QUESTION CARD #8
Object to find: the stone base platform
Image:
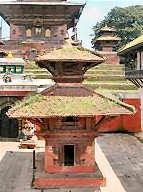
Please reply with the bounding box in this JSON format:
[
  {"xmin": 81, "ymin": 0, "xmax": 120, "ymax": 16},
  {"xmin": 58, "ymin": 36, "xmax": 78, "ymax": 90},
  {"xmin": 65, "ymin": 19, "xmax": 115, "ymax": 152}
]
[
  {"xmin": 34, "ymin": 176, "xmax": 105, "ymax": 189},
  {"xmin": 33, "ymin": 152, "xmax": 105, "ymax": 189}
]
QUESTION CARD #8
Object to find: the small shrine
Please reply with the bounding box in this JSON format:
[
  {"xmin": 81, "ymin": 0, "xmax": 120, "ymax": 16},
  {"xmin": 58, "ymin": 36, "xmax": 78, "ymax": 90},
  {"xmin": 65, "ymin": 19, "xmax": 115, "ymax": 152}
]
[
  {"xmin": 94, "ymin": 25, "xmax": 121, "ymax": 64},
  {"xmin": 8, "ymin": 46, "xmax": 135, "ymax": 189}
]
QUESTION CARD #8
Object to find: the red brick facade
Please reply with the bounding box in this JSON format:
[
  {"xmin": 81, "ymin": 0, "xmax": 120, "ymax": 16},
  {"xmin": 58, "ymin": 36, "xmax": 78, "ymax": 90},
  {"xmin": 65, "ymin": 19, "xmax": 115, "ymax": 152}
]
[{"xmin": 98, "ymin": 98, "xmax": 141, "ymax": 132}]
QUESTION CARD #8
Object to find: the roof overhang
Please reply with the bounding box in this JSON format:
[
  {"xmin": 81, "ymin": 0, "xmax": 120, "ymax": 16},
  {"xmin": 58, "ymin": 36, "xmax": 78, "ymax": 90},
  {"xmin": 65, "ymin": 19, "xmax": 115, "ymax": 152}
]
[
  {"xmin": 0, "ymin": 2, "xmax": 85, "ymax": 29},
  {"xmin": 7, "ymin": 91, "xmax": 136, "ymax": 119},
  {"xmin": 118, "ymin": 42, "xmax": 143, "ymax": 56}
]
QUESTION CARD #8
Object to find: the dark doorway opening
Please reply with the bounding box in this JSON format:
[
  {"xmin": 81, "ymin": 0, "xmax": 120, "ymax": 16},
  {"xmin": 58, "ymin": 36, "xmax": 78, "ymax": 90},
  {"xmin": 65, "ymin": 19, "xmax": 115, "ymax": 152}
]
[
  {"xmin": 64, "ymin": 145, "xmax": 74, "ymax": 166},
  {"xmin": 0, "ymin": 106, "xmax": 18, "ymax": 138}
]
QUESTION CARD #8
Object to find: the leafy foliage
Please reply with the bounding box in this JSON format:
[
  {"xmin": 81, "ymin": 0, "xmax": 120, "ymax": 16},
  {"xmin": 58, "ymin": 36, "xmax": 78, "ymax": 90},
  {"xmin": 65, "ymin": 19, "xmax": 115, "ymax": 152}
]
[{"xmin": 92, "ymin": 5, "xmax": 143, "ymax": 49}]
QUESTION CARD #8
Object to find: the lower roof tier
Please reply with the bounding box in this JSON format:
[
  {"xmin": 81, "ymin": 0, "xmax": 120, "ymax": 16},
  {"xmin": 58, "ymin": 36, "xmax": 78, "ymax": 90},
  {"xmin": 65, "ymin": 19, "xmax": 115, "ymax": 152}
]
[{"xmin": 8, "ymin": 88, "xmax": 135, "ymax": 118}]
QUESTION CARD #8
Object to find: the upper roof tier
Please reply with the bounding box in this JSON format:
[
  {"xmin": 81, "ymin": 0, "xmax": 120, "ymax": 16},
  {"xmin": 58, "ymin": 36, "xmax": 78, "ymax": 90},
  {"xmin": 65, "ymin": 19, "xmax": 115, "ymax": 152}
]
[
  {"xmin": 0, "ymin": 1, "xmax": 85, "ymax": 29},
  {"xmin": 94, "ymin": 36, "xmax": 121, "ymax": 42},
  {"xmin": 36, "ymin": 46, "xmax": 104, "ymax": 83},
  {"xmin": 94, "ymin": 25, "xmax": 121, "ymax": 43},
  {"xmin": 37, "ymin": 47, "xmax": 104, "ymax": 62},
  {"xmin": 100, "ymin": 25, "xmax": 116, "ymax": 32}
]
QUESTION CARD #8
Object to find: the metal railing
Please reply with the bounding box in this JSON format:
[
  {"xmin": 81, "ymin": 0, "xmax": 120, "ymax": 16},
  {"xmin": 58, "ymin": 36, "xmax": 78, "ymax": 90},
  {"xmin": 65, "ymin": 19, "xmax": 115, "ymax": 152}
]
[{"xmin": 125, "ymin": 68, "xmax": 143, "ymax": 79}]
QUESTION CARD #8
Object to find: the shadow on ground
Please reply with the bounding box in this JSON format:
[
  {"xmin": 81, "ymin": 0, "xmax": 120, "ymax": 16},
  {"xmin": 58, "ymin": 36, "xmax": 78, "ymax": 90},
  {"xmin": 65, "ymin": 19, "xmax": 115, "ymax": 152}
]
[{"xmin": 97, "ymin": 133, "xmax": 143, "ymax": 192}]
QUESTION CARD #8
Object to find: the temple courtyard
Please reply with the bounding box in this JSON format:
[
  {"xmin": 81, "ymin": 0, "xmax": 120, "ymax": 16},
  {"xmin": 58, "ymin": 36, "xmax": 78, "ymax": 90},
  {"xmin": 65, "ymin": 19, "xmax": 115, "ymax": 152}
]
[{"xmin": 0, "ymin": 133, "xmax": 143, "ymax": 192}]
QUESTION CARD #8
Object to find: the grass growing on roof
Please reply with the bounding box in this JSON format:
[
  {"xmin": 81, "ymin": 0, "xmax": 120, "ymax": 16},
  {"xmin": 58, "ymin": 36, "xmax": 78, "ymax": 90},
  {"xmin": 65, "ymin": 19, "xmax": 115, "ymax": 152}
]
[
  {"xmin": 119, "ymin": 34, "xmax": 143, "ymax": 53},
  {"xmin": 50, "ymin": 47, "xmax": 96, "ymax": 57},
  {"xmin": 12, "ymin": 93, "xmax": 47, "ymax": 108},
  {"xmin": 8, "ymin": 91, "xmax": 135, "ymax": 118},
  {"xmin": 95, "ymin": 88, "xmax": 135, "ymax": 113},
  {"xmin": 37, "ymin": 46, "xmax": 104, "ymax": 61}
]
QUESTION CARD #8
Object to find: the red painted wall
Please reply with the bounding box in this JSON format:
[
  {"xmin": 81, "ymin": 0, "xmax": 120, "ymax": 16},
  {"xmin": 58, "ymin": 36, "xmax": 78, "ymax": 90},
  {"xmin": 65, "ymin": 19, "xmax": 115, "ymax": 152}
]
[
  {"xmin": 122, "ymin": 98, "xmax": 141, "ymax": 132},
  {"xmin": 98, "ymin": 98, "xmax": 141, "ymax": 132}
]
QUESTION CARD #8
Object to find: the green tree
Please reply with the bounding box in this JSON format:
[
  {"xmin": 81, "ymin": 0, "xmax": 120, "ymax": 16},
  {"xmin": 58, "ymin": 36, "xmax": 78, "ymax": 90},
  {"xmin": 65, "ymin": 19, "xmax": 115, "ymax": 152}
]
[{"xmin": 92, "ymin": 5, "xmax": 143, "ymax": 49}]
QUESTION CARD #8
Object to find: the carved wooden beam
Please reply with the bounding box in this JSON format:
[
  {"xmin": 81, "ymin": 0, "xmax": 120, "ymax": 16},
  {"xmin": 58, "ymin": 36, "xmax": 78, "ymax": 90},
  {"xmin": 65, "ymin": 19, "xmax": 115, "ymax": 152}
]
[{"xmin": 94, "ymin": 115, "xmax": 116, "ymax": 132}]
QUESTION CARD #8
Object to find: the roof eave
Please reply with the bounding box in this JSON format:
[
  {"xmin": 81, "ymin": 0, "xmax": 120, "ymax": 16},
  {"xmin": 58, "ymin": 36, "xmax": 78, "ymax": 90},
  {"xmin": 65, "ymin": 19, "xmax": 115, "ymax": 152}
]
[
  {"xmin": 8, "ymin": 111, "xmax": 133, "ymax": 119},
  {"xmin": 118, "ymin": 42, "xmax": 143, "ymax": 55}
]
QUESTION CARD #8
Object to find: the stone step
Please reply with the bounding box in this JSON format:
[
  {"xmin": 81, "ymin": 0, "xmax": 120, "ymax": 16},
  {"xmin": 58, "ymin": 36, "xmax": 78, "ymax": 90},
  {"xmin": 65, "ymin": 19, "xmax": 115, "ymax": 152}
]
[
  {"xmin": 85, "ymin": 75, "xmax": 125, "ymax": 81},
  {"xmin": 86, "ymin": 70, "xmax": 124, "ymax": 75},
  {"xmin": 24, "ymin": 69, "xmax": 49, "ymax": 73},
  {"xmin": 94, "ymin": 63, "xmax": 125, "ymax": 69},
  {"xmin": 24, "ymin": 63, "xmax": 41, "ymax": 70},
  {"xmin": 84, "ymin": 82, "xmax": 137, "ymax": 90}
]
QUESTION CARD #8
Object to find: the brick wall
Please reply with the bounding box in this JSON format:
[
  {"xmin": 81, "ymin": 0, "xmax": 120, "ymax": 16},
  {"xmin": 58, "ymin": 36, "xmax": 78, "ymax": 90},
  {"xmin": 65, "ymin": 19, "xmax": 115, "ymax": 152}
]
[
  {"xmin": 98, "ymin": 98, "xmax": 141, "ymax": 132},
  {"xmin": 45, "ymin": 139, "xmax": 96, "ymax": 173}
]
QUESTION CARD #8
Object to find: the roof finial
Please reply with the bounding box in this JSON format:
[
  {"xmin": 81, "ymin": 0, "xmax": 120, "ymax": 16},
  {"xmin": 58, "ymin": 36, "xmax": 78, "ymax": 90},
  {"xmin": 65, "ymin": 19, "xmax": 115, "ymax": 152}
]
[{"xmin": 7, "ymin": 51, "xmax": 13, "ymax": 59}]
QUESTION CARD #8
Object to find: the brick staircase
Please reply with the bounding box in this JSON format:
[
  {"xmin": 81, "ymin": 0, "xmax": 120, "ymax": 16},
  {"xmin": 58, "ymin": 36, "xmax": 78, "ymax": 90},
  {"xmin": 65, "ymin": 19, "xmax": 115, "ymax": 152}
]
[
  {"xmin": 24, "ymin": 61, "xmax": 51, "ymax": 79},
  {"xmin": 84, "ymin": 63, "xmax": 137, "ymax": 91},
  {"xmin": 24, "ymin": 62, "xmax": 137, "ymax": 91}
]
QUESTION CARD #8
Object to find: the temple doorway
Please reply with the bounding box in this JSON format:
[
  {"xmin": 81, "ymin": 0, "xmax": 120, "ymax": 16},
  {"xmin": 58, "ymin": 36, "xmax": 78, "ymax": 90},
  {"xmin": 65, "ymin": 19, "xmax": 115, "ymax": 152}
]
[
  {"xmin": 64, "ymin": 145, "xmax": 75, "ymax": 166},
  {"xmin": 0, "ymin": 106, "xmax": 18, "ymax": 138}
]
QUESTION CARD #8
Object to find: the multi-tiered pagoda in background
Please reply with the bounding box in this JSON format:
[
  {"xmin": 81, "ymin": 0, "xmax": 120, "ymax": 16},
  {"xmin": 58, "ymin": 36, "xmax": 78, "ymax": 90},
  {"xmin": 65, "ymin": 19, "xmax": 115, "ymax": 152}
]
[{"xmin": 94, "ymin": 25, "xmax": 121, "ymax": 64}]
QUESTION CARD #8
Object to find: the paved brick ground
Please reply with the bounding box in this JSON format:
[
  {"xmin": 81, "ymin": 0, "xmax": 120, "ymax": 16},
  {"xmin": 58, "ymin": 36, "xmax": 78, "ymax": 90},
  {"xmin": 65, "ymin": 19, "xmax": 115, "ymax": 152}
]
[
  {"xmin": 0, "ymin": 141, "xmax": 100, "ymax": 192},
  {"xmin": 97, "ymin": 133, "xmax": 143, "ymax": 192},
  {"xmin": 0, "ymin": 133, "xmax": 143, "ymax": 192}
]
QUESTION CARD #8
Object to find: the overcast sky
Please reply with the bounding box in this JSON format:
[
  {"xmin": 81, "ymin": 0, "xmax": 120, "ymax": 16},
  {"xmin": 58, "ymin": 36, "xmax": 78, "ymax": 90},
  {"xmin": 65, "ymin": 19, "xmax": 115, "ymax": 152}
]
[{"xmin": 1, "ymin": 0, "xmax": 143, "ymax": 49}]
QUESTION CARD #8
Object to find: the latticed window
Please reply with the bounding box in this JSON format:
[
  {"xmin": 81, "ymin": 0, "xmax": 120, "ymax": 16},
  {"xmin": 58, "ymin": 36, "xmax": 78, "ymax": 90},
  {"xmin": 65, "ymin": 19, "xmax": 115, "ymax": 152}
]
[
  {"xmin": 61, "ymin": 116, "xmax": 79, "ymax": 129},
  {"xmin": 35, "ymin": 27, "xmax": 41, "ymax": 36},
  {"xmin": 26, "ymin": 29, "xmax": 32, "ymax": 37},
  {"xmin": 45, "ymin": 29, "xmax": 51, "ymax": 38}
]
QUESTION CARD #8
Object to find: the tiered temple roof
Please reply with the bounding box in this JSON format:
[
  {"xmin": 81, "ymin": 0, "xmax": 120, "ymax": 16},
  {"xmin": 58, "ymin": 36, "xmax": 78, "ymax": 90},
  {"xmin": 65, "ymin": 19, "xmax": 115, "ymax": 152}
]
[
  {"xmin": 100, "ymin": 25, "xmax": 116, "ymax": 32},
  {"xmin": 0, "ymin": 1, "xmax": 85, "ymax": 29},
  {"xmin": 8, "ymin": 46, "xmax": 135, "ymax": 118},
  {"xmin": 8, "ymin": 90, "xmax": 135, "ymax": 118},
  {"xmin": 37, "ymin": 47, "xmax": 104, "ymax": 62},
  {"xmin": 94, "ymin": 25, "xmax": 121, "ymax": 42},
  {"xmin": 95, "ymin": 36, "xmax": 121, "ymax": 41}
]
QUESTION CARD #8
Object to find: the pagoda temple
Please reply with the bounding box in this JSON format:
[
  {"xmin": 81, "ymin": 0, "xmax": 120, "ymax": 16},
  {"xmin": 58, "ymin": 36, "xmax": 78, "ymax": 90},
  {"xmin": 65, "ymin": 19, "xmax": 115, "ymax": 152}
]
[
  {"xmin": 0, "ymin": 0, "xmax": 84, "ymax": 59},
  {"xmin": 94, "ymin": 25, "xmax": 121, "ymax": 64},
  {"xmin": 8, "ymin": 46, "xmax": 135, "ymax": 189}
]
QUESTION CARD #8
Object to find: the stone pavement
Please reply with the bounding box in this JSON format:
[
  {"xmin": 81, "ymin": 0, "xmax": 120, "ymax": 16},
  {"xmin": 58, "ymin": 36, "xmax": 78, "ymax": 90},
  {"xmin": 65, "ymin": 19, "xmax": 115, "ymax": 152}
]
[
  {"xmin": 97, "ymin": 133, "xmax": 143, "ymax": 192},
  {"xmin": 0, "ymin": 141, "xmax": 100, "ymax": 192},
  {"xmin": 0, "ymin": 134, "xmax": 143, "ymax": 192}
]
